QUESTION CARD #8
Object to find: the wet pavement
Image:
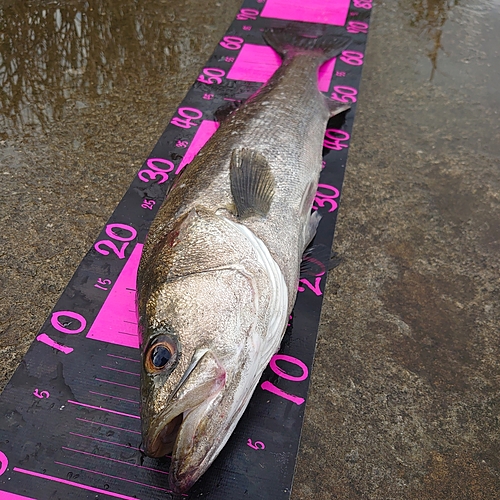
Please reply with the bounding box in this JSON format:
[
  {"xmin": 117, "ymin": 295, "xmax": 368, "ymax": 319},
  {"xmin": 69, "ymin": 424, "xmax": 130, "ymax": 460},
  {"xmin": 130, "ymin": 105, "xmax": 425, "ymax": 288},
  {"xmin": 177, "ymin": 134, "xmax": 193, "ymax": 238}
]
[{"xmin": 1, "ymin": 0, "xmax": 499, "ymax": 498}]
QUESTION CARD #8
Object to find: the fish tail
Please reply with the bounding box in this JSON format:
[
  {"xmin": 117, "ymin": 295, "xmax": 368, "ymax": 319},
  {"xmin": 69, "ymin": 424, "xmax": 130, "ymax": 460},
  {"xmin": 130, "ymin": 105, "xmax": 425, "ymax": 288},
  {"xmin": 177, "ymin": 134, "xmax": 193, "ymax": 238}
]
[{"xmin": 263, "ymin": 22, "xmax": 351, "ymax": 62}]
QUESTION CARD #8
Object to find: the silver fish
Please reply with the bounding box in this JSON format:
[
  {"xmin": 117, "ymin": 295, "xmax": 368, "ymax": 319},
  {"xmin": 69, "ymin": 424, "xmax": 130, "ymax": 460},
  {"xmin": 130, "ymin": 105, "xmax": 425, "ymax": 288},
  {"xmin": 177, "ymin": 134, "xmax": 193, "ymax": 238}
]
[{"xmin": 137, "ymin": 23, "xmax": 350, "ymax": 493}]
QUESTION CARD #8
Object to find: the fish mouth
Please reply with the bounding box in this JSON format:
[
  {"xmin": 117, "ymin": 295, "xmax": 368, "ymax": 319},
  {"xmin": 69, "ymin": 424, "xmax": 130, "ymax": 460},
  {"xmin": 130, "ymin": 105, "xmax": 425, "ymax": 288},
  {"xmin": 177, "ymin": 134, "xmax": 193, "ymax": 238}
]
[
  {"xmin": 145, "ymin": 412, "xmax": 184, "ymax": 458},
  {"xmin": 143, "ymin": 348, "xmax": 226, "ymax": 463}
]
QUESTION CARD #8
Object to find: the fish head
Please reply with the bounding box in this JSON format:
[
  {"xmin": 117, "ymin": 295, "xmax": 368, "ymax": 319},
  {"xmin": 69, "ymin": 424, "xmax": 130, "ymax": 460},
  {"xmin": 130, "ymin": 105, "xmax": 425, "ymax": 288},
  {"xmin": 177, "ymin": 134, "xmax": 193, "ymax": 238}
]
[
  {"xmin": 140, "ymin": 322, "xmax": 227, "ymax": 459},
  {"xmin": 139, "ymin": 266, "xmax": 264, "ymax": 493}
]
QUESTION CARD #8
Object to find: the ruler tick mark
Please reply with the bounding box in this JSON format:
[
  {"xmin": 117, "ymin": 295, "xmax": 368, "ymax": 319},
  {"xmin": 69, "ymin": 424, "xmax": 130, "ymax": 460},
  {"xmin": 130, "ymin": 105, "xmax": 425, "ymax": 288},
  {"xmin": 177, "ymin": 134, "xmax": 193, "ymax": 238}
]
[
  {"xmin": 107, "ymin": 354, "xmax": 140, "ymax": 363},
  {"xmin": 68, "ymin": 400, "xmax": 140, "ymax": 419},
  {"xmin": 69, "ymin": 432, "xmax": 138, "ymax": 449},
  {"xmin": 117, "ymin": 331, "xmax": 137, "ymax": 337},
  {"xmin": 53, "ymin": 461, "xmax": 177, "ymax": 493},
  {"xmin": 12, "ymin": 467, "xmax": 141, "ymax": 500},
  {"xmin": 62, "ymin": 446, "xmax": 170, "ymax": 475},
  {"xmin": 95, "ymin": 378, "xmax": 139, "ymax": 390},
  {"xmin": 101, "ymin": 366, "xmax": 140, "ymax": 377},
  {"xmin": 89, "ymin": 391, "xmax": 140, "ymax": 404},
  {"xmin": 76, "ymin": 418, "xmax": 141, "ymax": 435}
]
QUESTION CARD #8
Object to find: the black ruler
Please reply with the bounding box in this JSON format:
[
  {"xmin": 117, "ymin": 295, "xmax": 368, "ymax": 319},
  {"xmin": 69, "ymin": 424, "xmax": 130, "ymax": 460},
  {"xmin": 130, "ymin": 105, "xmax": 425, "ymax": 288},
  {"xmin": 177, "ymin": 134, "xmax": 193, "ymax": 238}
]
[{"xmin": 0, "ymin": 0, "xmax": 372, "ymax": 498}]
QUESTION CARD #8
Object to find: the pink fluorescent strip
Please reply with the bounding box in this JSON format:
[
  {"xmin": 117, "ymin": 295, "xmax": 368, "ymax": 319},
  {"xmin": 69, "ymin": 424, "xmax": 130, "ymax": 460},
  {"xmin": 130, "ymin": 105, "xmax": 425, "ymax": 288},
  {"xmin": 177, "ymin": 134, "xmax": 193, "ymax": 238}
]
[
  {"xmin": 0, "ymin": 491, "xmax": 36, "ymax": 500},
  {"xmin": 86, "ymin": 244, "xmax": 143, "ymax": 349},
  {"xmin": 175, "ymin": 120, "xmax": 220, "ymax": 176},
  {"xmin": 53, "ymin": 462, "xmax": 175, "ymax": 494},
  {"xmin": 95, "ymin": 378, "xmax": 139, "ymax": 390},
  {"xmin": 68, "ymin": 400, "xmax": 140, "ymax": 419},
  {"xmin": 86, "ymin": 123, "xmax": 220, "ymax": 350},
  {"xmin": 62, "ymin": 447, "xmax": 169, "ymax": 476},
  {"xmin": 76, "ymin": 418, "xmax": 141, "ymax": 435},
  {"xmin": 227, "ymin": 44, "xmax": 335, "ymax": 92},
  {"xmin": 260, "ymin": 0, "xmax": 350, "ymax": 25},
  {"xmin": 12, "ymin": 467, "xmax": 141, "ymax": 500}
]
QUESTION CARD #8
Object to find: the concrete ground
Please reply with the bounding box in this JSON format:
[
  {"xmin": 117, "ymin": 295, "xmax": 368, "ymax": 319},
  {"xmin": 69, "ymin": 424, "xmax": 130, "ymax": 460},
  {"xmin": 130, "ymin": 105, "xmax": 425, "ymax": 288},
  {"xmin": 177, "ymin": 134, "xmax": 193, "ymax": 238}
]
[{"xmin": 0, "ymin": 0, "xmax": 499, "ymax": 498}]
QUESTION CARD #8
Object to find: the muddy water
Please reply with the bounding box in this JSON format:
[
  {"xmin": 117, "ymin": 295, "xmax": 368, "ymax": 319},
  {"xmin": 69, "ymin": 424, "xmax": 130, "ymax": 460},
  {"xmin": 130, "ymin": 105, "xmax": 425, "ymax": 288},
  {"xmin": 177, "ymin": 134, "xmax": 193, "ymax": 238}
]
[{"xmin": 1, "ymin": 0, "xmax": 499, "ymax": 498}]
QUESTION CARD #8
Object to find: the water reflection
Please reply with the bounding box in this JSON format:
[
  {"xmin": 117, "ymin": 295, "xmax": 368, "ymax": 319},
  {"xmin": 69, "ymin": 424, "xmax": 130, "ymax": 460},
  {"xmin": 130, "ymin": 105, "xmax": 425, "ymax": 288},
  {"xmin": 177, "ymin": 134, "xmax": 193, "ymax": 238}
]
[
  {"xmin": 0, "ymin": 0, "xmax": 204, "ymax": 136},
  {"xmin": 406, "ymin": 0, "xmax": 459, "ymax": 80}
]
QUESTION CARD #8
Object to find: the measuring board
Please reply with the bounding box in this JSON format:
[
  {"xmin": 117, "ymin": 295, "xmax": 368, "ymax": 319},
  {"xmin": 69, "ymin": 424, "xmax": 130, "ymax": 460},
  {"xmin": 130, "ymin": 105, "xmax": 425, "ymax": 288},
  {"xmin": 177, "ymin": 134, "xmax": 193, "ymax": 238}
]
[{"xmin": 0, "ymin": 0, "xmax": 372, "ymax": 498}]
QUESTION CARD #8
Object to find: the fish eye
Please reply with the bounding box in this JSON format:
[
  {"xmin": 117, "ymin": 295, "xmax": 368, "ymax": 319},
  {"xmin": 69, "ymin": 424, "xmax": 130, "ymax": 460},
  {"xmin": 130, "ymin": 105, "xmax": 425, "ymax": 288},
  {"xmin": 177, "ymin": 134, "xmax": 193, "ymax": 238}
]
[
  {"xmin": 151, "ymin": 345, "xmax": 172, "ymax": 368},
  {"xmin": 145, "ymin": 335, "xmax": 177, "ymax": 373}
]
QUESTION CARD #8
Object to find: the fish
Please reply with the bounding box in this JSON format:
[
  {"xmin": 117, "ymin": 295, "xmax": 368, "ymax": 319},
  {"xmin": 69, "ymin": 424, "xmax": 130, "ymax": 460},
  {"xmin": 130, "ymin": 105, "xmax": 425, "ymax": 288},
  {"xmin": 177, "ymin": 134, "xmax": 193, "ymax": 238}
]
[{"xmin": 136, "ymin": 22, "xmax": 350, "ymax": 494}]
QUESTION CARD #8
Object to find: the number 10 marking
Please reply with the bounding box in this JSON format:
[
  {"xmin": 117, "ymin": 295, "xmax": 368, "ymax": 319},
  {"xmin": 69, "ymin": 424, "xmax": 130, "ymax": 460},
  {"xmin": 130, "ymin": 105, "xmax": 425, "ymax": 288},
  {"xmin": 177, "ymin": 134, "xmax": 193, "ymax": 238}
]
[{"xmin": 261, "ymin": 354, "xmax": 309, "ymax": 405}]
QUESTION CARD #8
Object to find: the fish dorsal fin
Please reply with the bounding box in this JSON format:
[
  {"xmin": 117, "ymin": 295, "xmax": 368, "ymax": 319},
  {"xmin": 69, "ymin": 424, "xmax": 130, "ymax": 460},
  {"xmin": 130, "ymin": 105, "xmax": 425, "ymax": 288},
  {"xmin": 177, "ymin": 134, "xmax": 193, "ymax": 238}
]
[{"xmin": 230, "ymin": 148, "xmax": 275, "ymax": 219}]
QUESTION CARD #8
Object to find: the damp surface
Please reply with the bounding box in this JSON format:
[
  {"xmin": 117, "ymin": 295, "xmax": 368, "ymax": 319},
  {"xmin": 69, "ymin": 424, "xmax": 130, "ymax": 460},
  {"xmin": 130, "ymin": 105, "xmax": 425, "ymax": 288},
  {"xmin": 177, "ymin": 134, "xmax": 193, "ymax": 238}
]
[{"xmin": 1, "ymin": 0, "xmax": 500, "ymax": 498}]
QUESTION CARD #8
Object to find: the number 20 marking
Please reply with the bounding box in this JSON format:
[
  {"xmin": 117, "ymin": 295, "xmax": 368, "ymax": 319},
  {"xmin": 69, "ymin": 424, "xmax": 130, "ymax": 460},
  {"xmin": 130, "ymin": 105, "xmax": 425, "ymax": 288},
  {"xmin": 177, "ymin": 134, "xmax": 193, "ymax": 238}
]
[
  {"xmin": 236, "ymin": 8, "xmax": 259, "ymax": 20},
  {"xmin": 94, "ymin": 223, "xmax": 137, "ymax": 259}
]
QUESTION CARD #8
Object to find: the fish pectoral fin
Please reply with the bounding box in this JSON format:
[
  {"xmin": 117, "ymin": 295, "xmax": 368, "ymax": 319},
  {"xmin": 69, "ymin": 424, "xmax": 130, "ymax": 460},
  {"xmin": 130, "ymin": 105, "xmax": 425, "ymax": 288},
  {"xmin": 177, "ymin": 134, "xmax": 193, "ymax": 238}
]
[
  {"xmin": 304, "ymin": 210, "xmax": 322, "ymax": 249},
  {"xmin": 325, "ymin": 99, "xmax": 351, "ymax": 118},
  {"xmin": 230, "ymin": 148, "xmax": 275, "ymax": 219}
]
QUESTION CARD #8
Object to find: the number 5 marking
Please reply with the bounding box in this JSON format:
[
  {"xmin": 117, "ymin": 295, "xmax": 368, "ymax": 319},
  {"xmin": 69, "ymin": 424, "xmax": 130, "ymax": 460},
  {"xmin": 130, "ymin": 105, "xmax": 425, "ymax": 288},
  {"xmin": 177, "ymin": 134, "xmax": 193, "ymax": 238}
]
[
  {"xmin": 247, "ymin": 439, "xmax": 265, "ymax": 450},
  {"xmin": 34, "ymin": 389, "xmax": 50, "ymax": 399}
]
